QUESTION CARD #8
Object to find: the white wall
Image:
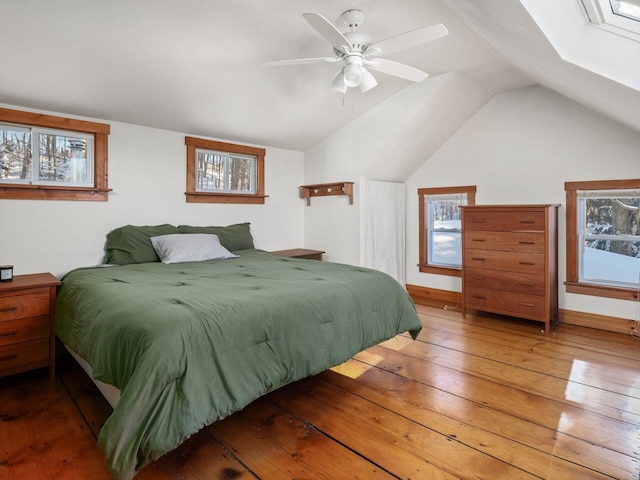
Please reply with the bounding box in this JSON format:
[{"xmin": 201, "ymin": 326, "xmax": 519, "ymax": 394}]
[
  {"xmin": 303, "ymin": 73, "xmax": 491, "ymax": 264},
  {"xmin": 0, "ymin": 107, "xmax": 305, "ymax": 278},
  {"xmin": 406, "ymin": 85, "xmax": 640, "ymax": 320}
]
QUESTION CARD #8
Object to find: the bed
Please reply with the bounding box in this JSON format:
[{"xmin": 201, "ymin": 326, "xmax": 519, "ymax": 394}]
[{"xmin": 55, "ymin": 223, "xmax": 422, "ymax": 480}]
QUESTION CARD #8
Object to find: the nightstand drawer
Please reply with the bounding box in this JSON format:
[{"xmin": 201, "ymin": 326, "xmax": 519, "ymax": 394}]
[
  {"xmin": 0, "ymin": 291, "xmax": 50, "ymax": 322},
  {"xmin": 0, "ymin": 316, "xmax": 49, "ymax": 347},
  {"xmin": 0, "ymin": 338, "xmax": 49, "ymax": 373}
]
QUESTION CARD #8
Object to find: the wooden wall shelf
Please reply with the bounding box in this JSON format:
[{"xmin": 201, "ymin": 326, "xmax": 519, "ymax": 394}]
[{"xmin": 300, "ymin": 182, "xmax": 354, "ymax": 206}]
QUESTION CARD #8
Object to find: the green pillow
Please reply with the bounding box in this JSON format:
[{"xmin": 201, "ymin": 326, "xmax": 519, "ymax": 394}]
[
  {"xmin": 178, "ymin": 222, "xmax": 254, "ymax": 251},
  {"xmin": 104, "ymin": 224, "xmax": 180, "ymax": 265}
]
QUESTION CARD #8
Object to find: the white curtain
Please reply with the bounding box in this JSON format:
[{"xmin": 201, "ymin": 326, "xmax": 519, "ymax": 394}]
[{"xmin": 359, "ymin": 178, "xmax": 406, "ymax": 286}]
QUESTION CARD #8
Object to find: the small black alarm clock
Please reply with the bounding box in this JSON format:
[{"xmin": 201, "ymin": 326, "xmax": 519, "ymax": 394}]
[{"xmin": 0, "ymin": 265, "xmax": 13, "ymax": 282}]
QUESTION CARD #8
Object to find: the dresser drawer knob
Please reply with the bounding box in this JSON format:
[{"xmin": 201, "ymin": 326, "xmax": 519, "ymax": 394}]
[
  {"xmin": 0, "ymin": 306, "xmax": 18, "ymax": 314},
  {"xmin": 0, "ymin": 331, "xmax": 16, "ymax": 338},
  {"xmin": 0, "ymin": 353, "xmax": 17, "ymax": 362},
  {"xmin": 519, "ymin": 302, "xmax": 535, "ymax": 307}
]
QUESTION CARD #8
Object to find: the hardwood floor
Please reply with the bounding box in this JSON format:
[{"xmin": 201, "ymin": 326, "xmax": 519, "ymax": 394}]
[{"xmin": 1, "ymin": 304, "xmax": 639, "ymax": 479}]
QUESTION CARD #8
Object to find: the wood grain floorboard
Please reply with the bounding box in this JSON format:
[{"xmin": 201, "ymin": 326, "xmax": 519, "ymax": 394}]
[{"xmin": 1, "ymin": 305, "xmax": 639, "ymax": 479}]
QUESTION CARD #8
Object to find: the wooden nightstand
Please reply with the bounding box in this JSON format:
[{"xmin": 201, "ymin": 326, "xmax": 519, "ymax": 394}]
[
  {"xmin": 0, "ymin": 273, "xmax": 60, "ymax": 379},
  {"xmin": 270, "ymin": 249, "xmax": 325, "ymax": 261}
]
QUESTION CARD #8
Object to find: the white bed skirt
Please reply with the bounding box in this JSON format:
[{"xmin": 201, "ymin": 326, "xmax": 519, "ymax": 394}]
[{"xmin": 64, "ymin": 344, "xmax": 121, "ymax": 408}]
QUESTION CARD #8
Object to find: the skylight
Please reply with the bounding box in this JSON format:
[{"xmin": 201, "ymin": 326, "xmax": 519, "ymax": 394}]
[
  {"xmin": 611, "ymin": 0, "xmax": 640, "ymax": 22},
  {"xmin": 581, "ymin": 0, "xmax": 640, "ymax": 40}
]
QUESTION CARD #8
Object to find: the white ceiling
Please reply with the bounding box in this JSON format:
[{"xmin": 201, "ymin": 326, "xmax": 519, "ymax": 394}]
[{"xmin": 1, "ymin": 1, "xmax": 638, "ymax": 152}]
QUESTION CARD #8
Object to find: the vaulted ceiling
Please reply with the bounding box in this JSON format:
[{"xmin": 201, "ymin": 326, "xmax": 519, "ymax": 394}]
[{"xmin": 1, "ymin": 1, "xmax": 638, "ymax": 152}]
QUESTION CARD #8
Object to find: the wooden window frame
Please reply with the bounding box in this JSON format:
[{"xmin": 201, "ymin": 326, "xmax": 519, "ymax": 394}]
[
  {"xmin": 0, "ymin": 107, "xmax": 110, "ymax": 201},
  {"xmin": 185, "ymin": 136, "xmax": 267, "ymax": 204},
  {"xmin": 565, "ymin": 179, "xmax": 640, "ymax": 301},
  {"xmin": 418, "ymin": 185, "xmax": 476, "ymax": 277}
]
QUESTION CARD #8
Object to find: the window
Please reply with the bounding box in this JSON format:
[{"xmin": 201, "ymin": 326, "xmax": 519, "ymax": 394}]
[
  {"xmin": 418, "ymin": 186, "xmax": 476, "ymax": 277},
  {"xmin": 185, "ymin": 136, "xmax": 266, "ymax": 204},
  {"xmin": 0, "ymin": 107, "xmax": 110, "ymax": 201},
  {"xmin": 565, "ymin": 179, "xmax": 640, "ymax": 300},
  {"xmin": 580, "ymin": 0, "xmax": 640, "ymax": 41}
]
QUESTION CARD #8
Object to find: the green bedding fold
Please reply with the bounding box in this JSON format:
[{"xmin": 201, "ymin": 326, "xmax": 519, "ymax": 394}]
[{"xmin": 55, "ymin": 249, "xmax": 421, "ymax": 479}]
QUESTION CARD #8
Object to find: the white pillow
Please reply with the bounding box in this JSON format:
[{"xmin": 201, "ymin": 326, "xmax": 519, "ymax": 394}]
[{"xmin": 150, "ymin": 233, "xmax": 238, "ymax": 264}]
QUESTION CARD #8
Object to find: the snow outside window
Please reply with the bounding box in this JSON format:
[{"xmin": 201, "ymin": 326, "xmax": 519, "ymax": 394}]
[
  {"xmin": 0, "ymin": 123, "xmax": 94, "ymax": 187},
  {"xmin": 195, "ymin": 148, "xmax": 256, "ymax": 194},
  {"xmin": 578, "ymin": 189, "xmax": 640, "ymax": 288},
  {"xmin": 425, "ymin": 193, "xmax": 467, "ymax": 268}
]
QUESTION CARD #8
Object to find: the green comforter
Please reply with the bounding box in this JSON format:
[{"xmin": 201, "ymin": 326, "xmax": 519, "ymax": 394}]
[{"xmin": 55, "ymin": 249, "xmax": 421, "ymax": 479}]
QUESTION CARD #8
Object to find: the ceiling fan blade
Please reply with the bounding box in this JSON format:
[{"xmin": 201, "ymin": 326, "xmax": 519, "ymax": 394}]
[
  {"xmin": 365, "ymin": 23, "xmax": 448, "ymax": 57},
  {"xmin": 261, "ymin": 57, "xmax": 340, "ymax": 67},
  {"xmin": 303, "ymin": 13, "xmax": 351, "ymax": 50},
  {"xmin": 365, "ymin": 58, "xmax": 429, "ymax": 82}
]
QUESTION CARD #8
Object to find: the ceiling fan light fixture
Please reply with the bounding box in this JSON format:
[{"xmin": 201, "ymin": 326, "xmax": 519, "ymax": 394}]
[
  {"xmin": 343, "ymin": 63, "xmax": 362, "ymax": 87},
  {"xmin": 359, "ymin": 68, "xmax": 377, "ymax": 93},
  {"xmin": 330, "ymin": 68, "xmax": 348, "ymax": 93},
  {"xmin": 343, "ymin": 56, "xmax": 363, "ymax": 87}
]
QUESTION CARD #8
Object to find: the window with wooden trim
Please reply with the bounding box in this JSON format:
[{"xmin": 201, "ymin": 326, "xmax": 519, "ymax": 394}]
[
  {"xmin": 0, "ymin": 107, "xmax": 110, "ymax": 201},
  {"xmin": 418, "ymin": 185, "xmax": 476, "ymax": 276},
  {"xmin": 185, "ymin": 136, "xmax": 266, "ymax": 204},
  {"xmin": 565, "ymin": 179, "xmax": 640, "ymax": 301}
]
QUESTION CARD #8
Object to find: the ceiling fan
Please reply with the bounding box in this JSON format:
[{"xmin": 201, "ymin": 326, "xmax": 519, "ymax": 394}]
[{"xmin": 262, "ymin": 9, "xmax": 448, "ymax": 94}]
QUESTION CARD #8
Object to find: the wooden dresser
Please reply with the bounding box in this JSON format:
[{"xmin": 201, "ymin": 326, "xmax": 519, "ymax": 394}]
[
  {"xmin": 0, "ymin": 273, "xmax": 60, "ymax": 378},
  {"xmin": 460, "ymin": 205, "xmax": 558, "ymax": 334}
]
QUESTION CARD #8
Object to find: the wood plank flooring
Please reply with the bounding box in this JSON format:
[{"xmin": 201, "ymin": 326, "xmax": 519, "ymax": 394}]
[{"xmin": 1, "ymin": 304, "xmax": 640, "ymax": 479}]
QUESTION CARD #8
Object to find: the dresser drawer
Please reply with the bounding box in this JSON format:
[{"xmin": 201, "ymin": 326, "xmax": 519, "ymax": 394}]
[
  {"xmin": 464, "ymin": 210, "xmax": 546, "ymax": 232},
  {"xmin": 465, "ymin": 286, "xmax": 546, "ymax": 319},
  {"xmin": 0, "ymin": 316, "xmax": 49, "ymax": 347},
  {"xmin": 0, "ymin": 291, "xmax": 50, "ymax": 322},
  {"xmin": 464, "ymin": 231, "xmax": 545, "ymax": 253},
  {"xmin": 464, "ymin": 268, "xmax": 545, "ymax": 296},
  {"xmin": 465, "ymin": 249, "xmax": 545, "ymax": 275},
  {"xmin": 0, "ymin": 338, "xmax": 49, "ymax": 372}
]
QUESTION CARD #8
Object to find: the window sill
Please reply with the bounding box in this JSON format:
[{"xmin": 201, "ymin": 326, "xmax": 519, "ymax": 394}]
[
  {"xmin": 185, "ymin": 192, "xmax": 268, "ymax": 204},
  {"xmin": 565, "ymin": 281, "xmax": 639, "ymax": 301},
  {"xmin": 0, "ymin": 185, "xmax": 110, "ymax": 201},
  {"xmin": 418, "ymin": 264, "xmax": 461, "ymax": 277}
]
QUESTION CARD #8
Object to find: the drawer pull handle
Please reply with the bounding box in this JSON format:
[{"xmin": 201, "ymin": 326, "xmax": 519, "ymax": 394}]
[
  {"xmin": 0, "ymin": 307, "xmax": 18, "ymax": 314},
  {"xmin": 519, "ymin": 241, "xmax": 535, "ymax": 245},
  {"xmin": 519, "ymin": 302, "xmax": 535, "ymax": 307},
  {"xmin": 519, "ymin": 282, "xmax": 535, "ymax": 287},
  {"xmin": 0, "ymin": 331, "xmax": 16, "ymax": 338},
  {"xmin": 471, "ymin": 238, "xmax": 486, "ymax": 242},
  {"xmin": 519, "ymin": 220, "xmax": 535, "ymax": 224},
  {"xmin": 519, "ymin": 262, "xmax": 535, "ymax": 266},
  {"xmin": 0, "ymin": 354, "xmax": 17, "ymax": 362},
  {"xmin": 472, "ymin": 295, "xmax": 486, "ymax": 300},
  {"xmin": 472, "ymin": 257, "xmax": 486, "ymax": 261}
]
